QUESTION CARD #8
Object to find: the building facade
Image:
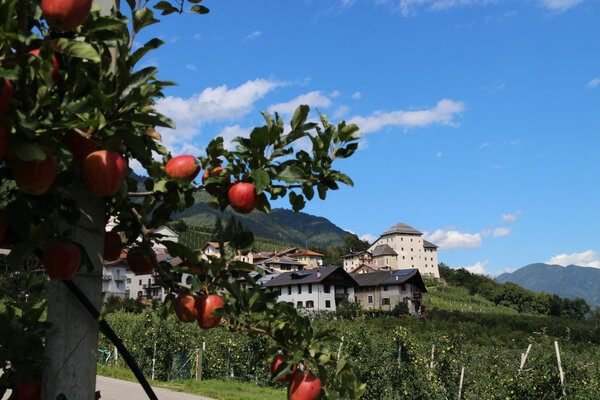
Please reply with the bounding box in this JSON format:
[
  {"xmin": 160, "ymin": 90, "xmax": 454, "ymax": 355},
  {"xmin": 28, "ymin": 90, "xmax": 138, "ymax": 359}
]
[{"xmin": 368, "ymin": 223, "xmax": 439, "ymax": 278}]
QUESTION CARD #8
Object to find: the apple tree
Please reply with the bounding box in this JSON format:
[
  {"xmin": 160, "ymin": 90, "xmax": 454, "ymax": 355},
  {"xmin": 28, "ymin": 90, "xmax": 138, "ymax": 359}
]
[{"xmin": 0, "ymin": 0, "xmax": 366, "ymax": 399}]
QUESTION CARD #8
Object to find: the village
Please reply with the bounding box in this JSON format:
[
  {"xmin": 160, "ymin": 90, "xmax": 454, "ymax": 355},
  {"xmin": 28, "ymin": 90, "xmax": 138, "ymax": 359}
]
[{"xmin": 102, "ymin": 222, "xmax": 439, "ymax": 316}]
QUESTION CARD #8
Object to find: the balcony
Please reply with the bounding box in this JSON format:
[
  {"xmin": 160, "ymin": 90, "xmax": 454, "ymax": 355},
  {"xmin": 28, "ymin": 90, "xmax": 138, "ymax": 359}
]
[
  {"xmin": 102, "ymin": 274, "xmax": 112, "ymax": 280},
  {"xmin": 412, "ymin": 291, "xmax": 422, "ymax": 298}
]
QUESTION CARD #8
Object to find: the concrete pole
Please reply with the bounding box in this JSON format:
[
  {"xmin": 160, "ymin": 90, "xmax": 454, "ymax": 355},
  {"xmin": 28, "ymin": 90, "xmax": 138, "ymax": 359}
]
[
  {"xmin": 42, "ymin": 1, "xmax": 119, "ymax": 398},
  {"xmin": 42, "ymin": 188, "xmax": 105, "ymax": 400}
]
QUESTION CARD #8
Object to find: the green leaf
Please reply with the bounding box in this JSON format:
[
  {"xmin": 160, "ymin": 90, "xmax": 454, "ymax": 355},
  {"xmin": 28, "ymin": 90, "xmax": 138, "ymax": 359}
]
[
  {"xmin": 255, "ymin": 193, "xmax": 271, "ymax": 213},
  {"xmin": 153, "ymin": 1, "xmax": 179, "ymax": 15},
  {"xmin": 130, "ymin": 38, "xmax": 165, "ymax": 67},
  {"xmin": 276, "ymin": 164, "xmax": 307, "ymax": 183},
  {"xmin": 132, "ymin": 7, "xmax": 159, "ymax": 34},
  {"xmin": 289, "ymin": 192, "xmax": 305, "ymax": 212},
  {"xmin": 10, "ymin": 141, "xmax": 46, "ymax": 161},
  {"xmin": 53, "ymin": 38, "xmax": 100, "ymax": 63},
  {"xmin": 250, "ymin": 126, "xmax": 269, "ymax": 148},
  {"xmin": 251, "ymin": 169, "xmax": 270, "ymax": 194},
  {"xmin": 291, "ymin": 105, "xmax": 309, "ymax": 131},
  {"xmin": 189, "ymin": 5, "xmax": 210, "ymax": 14}
]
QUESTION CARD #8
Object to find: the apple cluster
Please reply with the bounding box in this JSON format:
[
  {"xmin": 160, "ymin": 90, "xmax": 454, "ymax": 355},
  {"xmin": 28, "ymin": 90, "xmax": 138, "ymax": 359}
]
[
  {"xmin": 174, "ymin": 293, "xmax": 224, "ymax": 329},
  {"xmin": 270, "ymin": 354, "xmax": 322, "ymax": 400},
  {"xmin": 165, "ymin": 155, "xmax": 259, "ymax": 214}
]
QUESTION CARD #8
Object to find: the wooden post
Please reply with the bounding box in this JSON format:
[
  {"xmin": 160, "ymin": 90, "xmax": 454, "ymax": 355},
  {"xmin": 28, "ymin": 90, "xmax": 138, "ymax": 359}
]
[
  {"xmin": 199, "ymin": 341, "xmax": 205, "ymax": 381},
  {"xmin": 195, "ymin": 349, "xmax": 200, "ymax": 380},
  {"xmin": 151, "ymin": 341, "xmax": 157, "ymax": 381},
  {"xmin": 458, "ymin": 366, "xmax": 465, "ymax": 400},
  {"xmin": 517, "ymin": 344, "xmax": 532, "ymax": 377},
  {"xmin": 430, "ymin": 344, "xmax": 435, "ymax": 369},
  {"xmin": 554, "ymin": 341, "xmax": 566, "ymax": 397}
]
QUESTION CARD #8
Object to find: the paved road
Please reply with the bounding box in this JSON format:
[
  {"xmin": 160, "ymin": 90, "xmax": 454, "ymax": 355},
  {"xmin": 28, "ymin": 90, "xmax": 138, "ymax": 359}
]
[{"xmin": 96, "ymin": 376, "xmax": 215, "ymax": 400}]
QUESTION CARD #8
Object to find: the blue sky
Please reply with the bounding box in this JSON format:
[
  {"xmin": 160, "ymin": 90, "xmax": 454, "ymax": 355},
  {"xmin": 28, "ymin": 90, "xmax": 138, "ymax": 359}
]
[{"xmin": 137, "ymin": 0, "xmax": 599, "ymax": 275}]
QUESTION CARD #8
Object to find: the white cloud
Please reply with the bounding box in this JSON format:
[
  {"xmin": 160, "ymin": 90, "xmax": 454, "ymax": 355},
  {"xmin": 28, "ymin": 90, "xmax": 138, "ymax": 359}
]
[
  {"xmin": 330, "ymin": 90, "xmax": 341, "ymax": 98},
  {"xmin": 351, "ymin": 91, "xmax": 362, "ymax": 99},
  {"xmin": 348, "ymin": 99, "xmax": 465, "ymax": 134},
  {"xmin": 185, "ymin": 64, "xmax": 197, "ymax": 71},
  {"xmin": 436, "ymin": 151, "xmax": 442, "ymax": 158},
  {"xmin": 546, "ymin": 250, "xmax": 600, "ymax": 268},
  {"xmin": 480, "ymin": 224, "xmax": 493, "ymax": 237},
  {"xmin": 490, "ymin": 266, "xmax": 517, "ymax": 277},
  {"xmin": 425, "ymin": 228, "xmax": 482, "ymax": 250},
  {"xmin": 193, "ymin": 33, "xmax": 202, "ymax": 40},
  {"xmin": 480, "ymin": 142, "xmax": 490, "ymax": 148},
  {"xmin": 539, "ymin": 0, "xmax": 584, "ymax": 12},
  {"xmin": 501, "ymin": 210, "xmax": 522, "ymax": 222},
  {"xmin": 492, "ymin": 227, "xmax": 511, "ymax": 238},
  {"xmin": 332, "ymin": 105, "xmax": 350, "ymax": 119},
  {"xmin": 215, "ymin": 125, "xmax": 251, "ymax": 150},
  {"xmin": 376, "ymin": 0, "xmax": 499, "ymax": 17},
  {"xmin": 244, "ymin": 31, "xmax": 262, "ymax": 41},
  {"xmin": 587, "ymin": 78, "xmax": 600, "ymax": 89},
  {"xmin": 155, "ymin": 79, "xmax": 283, "ymax": 151},
  {"xmin": 459, "ymin": 260, "xmax": 489, "ymax": 275},
  {"xmin": 360, "ymin": 233, "xmax": 378, "ymax": 243},
  {"xmin": 267, "ymin": 91, "xmax": 332, "ymax": 117}
]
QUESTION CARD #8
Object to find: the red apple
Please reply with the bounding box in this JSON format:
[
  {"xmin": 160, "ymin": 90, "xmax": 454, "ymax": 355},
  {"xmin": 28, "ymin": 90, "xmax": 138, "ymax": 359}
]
[
  {"xmin": 175, "ymin": 293, "xmax": 198, "ymax": 323},
  {"xmin": 29, "ymin": 49, "xmax": 60, "ymax": 81},
  {"xmin": 0, "ymin": 122, "xmax": 9, "ymax": 160},
  {"xmin": 62, "ymin": 129, "xmax": 97, "ymax": 163},
  {"xmin": 126, "ymin": 246, "xmax": 154, "ymax": 275},
  {"xmin": 196, "ymin": 294, "xmax": 224, "ymax": 329},
  {"xmin": 289, "ymin": 373, "xmax": 321, "ymax": 400},
  {"xmin": 228, "ymin": 182, "xmax": 258, "ymax": 214},
  {"xmin": 12, "ymin": 147, "xmax": 58, "ymax": 195},
  {"xmin": 44, "ymin": 242, "xmax": 81, "ymax": 280},
  {"xmin": 270, "ymin": 354, "xmax": 297, "ymax": 382},
  {"xmin": 104, "ymin": 231, "xmax": 122, "ymax": 261},
  {"xmin": 42, "ymin": 0, "xmax": 92, "ymax": 31},
  {"xmin": 165, "ymin": 155, "xmax": 200, "ymax": 181},
  {"xmin": 14, "ymin": 380, "xmax": 41, "ymax": 400},
  {"xmin": 83, "ymin": 150, "xmax": 128, "ymax": 196},
  {"xmin": 0, "ymin": 78, "xmax": 12, "ymax": 117},
  {"xmin": 0, "ymin": 209, "xmax": 6, "ymax": 241},
  {"xmin": 202, "ymin": 166, "xmax": 229, "ymax": 195}
]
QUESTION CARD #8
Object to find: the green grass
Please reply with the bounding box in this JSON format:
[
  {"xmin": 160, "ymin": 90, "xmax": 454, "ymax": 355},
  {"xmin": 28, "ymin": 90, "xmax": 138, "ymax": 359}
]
[
  {"xmin": 424, "ymin": 285, "xmax": 520, "ymax": 315},
  {"xmin": 97, "ymin": 365, "xmax": 286, "ymax": 400}
]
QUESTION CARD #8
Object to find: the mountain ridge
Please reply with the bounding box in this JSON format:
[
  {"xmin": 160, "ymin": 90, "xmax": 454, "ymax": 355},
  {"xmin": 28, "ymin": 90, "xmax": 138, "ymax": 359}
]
[{"xmin": 496, "ymin": 263, "xmax": 600, "ymax": 307}]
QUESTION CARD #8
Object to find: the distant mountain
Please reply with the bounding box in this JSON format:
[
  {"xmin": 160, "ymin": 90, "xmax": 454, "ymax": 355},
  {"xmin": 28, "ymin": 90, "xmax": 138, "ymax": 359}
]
[
  {"xmin": 173, "ymin": 192, "xmax": 350, "ymax": 248},
  {"xmin": 496, "ymin": 263, "xmax": 600, "ymax": 307}
]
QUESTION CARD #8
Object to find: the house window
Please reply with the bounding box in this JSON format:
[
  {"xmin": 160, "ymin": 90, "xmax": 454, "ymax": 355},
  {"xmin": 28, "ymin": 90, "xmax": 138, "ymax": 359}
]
[
  {"xmin": 403, "ymin": 256, "xmax": 405, "ymax": 260},
  {"xmin": 383, "ymin": 285, "xmax": 388, "ymax": 291},
  {"xmin": 325, "ymin": 300, "xmax": 331, "ymax": 308},
  {"xmin": 127, "ymin": 278, "xmax": 131, "ymax": 284},
  {"xmin": 411, "ymin": 257, "xmax": 413, "ymax": 260},
  {"xmin": 368, "ymin": 296, "xmax": 373, "ymax": 303},
  {"xmin": 288, "ymin": 285, "xmax": 292, "ymax": 295},
  {"xmin": 385, "ymin": 258, "xmax": 388, "ymax": 265},
  {"xmin": 308, "ymin": 284, "xmax": 312, "ymax": 294},
  {"xmin": 324, "ymin": 285, "xmax": 330, "ymax": 293},
  {"xmin": 297, "ymin": 301, "xmax": 303, "ymax": 308},
  {"xmin": 401, "ymin": 238, "xmax": 403, "ymax": 241},
  {"xmin": 382, "ymin": 298, "xmax": 390, "ymax": 306},
  {"xmin": 400, "ymin": 283, "xmax": 406, "ymax": 291},
  {"xmin": 297, "ymin": 285, "xmax": 302, "ymax": 294},
  {"xmin": 306, "ymin": 300, "xmax": 314, "ymax": 308},
  {"xmin": 137, "ymin": 291, "xmax": 142, "ymax": 297},
  {"xmin": 411, "ymin": 238, "xmax": 413, "ymax": 242},
  {"xmin": 116, "ymin": 282, "xmax": 121, "ymax": 288},
  {"xmin": 138, "ymin": 279, "xmax": 142, "ymax": 285}
]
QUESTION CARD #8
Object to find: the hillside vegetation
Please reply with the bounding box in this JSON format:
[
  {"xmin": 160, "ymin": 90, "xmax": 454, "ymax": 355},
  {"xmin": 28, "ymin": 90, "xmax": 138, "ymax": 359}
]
[
  {"xmin": 172, "ymin": 192, "xmax": 350, "ymax": 248},
  {"xmin": 497, "ymin": 263, "xmax": 600, "ymax": 307}
]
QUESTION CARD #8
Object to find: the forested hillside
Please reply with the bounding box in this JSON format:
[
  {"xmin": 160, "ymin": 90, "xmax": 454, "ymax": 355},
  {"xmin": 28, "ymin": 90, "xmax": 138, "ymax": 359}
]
[{"xmin": 172, "ymin": 192, "xmax": 350, "ymax": 248}]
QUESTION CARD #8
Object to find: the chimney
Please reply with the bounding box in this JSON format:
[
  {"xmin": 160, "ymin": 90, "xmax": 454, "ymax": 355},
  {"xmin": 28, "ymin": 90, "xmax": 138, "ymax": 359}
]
[
  {"xmin": 395, "ymin": 276, "xmax": 398, "ymax": 281},
  {"xmin": 317, "ymin": 271, "xmax": 321, "ymax": 278}
]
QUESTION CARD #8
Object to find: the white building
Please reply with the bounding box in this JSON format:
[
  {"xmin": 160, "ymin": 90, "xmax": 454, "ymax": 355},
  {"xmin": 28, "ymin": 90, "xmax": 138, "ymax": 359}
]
[
  {"xmin": 368, "ymin": 223, "xmax": 439, "ymax": 278},
  {"xmin": 263, "ymin": 266, "xmax": 357, "ymax": 311},
  {"xmin": 101, "ymin": 261, "xmax": 128, "ymax": 301}
]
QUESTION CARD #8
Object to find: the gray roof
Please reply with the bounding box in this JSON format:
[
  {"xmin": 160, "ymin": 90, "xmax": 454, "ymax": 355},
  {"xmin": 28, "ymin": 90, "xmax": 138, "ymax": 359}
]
[
  {"xmin": 340, "ymin": 250, "xmax": 370, "ymax": 259},
  {"xmin": 423, "ymin": 240, "xmax": 438, "ymax": 249},
  {"xmin": 381, "ymin": 223, "xmax": 423, "ymax": 236},
  {"xmin": 371, "ymin": 244, "xmax": 397, "ymax": 257},
  {"xmin": 257, "ymin": 257, "xmax": 304, "ymax": 266},
  {"xmin": 352, "ymin": 269, "xmax": 427, "ymax": 292},
  {"xmin": 263, "ymin": 266, "xmax": 357, "ymax": 288}
]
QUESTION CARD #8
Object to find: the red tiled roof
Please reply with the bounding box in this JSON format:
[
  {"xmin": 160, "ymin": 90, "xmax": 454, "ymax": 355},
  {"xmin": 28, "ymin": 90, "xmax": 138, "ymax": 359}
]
[{"xmin": 288, "ymin": 250, "xmax": 324, "ymax": 258}]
